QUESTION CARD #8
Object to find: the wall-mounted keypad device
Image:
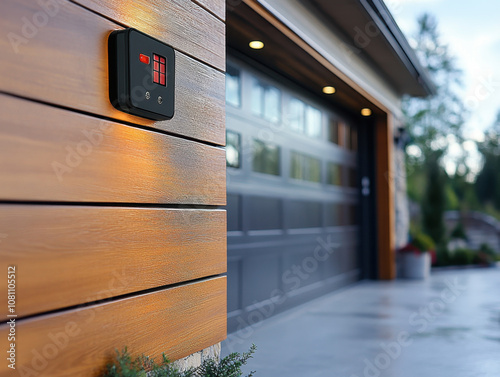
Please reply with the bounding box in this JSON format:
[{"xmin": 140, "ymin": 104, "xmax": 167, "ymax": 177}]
[{"xmin": 108, "ymin": 28, "xmax": 175, "ymax": 120}]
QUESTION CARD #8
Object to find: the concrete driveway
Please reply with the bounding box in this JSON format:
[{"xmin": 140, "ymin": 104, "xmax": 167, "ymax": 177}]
[{"xmin": 222, "ymin": 268, "xmax": 500, "ymax": 377}]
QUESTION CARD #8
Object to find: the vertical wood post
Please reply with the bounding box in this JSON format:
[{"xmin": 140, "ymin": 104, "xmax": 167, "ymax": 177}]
[{"xmin": 376, "ymin": 114, "xmax": 396, "ymax": 279}]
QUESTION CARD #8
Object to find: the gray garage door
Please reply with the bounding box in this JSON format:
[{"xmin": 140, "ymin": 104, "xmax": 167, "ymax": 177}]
[{"xmin": 225, "ymin": 58, "xmax": 360, "ymax": 333}]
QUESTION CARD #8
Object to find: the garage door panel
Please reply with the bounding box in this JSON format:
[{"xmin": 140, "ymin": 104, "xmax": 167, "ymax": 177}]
[
  {"xmin": 227, "ymin": 193, "xmax": 242, "ymax": 231},
  {"xmin": 286, "ymin": 200, "xmax": 322, "ymax": 229},
  {"xmin": 241, "ymin": 254, "xmax": 280, "ymax": 307},
  {"xmin": 281, "ymin": 246, "xmax": 325, "ymax": 292},
  {"xmin": 227, "ymin": 259, "xmax": 241, "ymax": 313},
  {"xmin": 247, "ymin": 196, "xmax": 283, "ymax": 230},
  {"xmin": 225, "ymin": 58, "xmax": 360, "ymax": 332}
]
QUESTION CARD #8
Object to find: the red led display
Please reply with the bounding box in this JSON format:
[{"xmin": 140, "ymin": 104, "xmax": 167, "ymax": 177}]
[
  {"xmin": 139, "ymin": 53, "xmax": 150, "ymax": 65},
  {"xmin": 153, "ymin": 53, "xmax": 166, "ymax": 86}
]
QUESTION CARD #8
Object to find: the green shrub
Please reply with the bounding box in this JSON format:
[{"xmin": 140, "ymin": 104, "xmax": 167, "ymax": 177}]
[
  {"xmin": 479, "ymin": 243, "xmax": 495, "ymax": 256},
  {"xmin": 101, "ymin": 345, "xmax": 256, "ymax": 377},
  {"xmin": 435, "ymin": 243, "xmax": 451, "ymax": 266},
  {"xmin": 450, "ymin": 222, "xmax": 467, "ymax": 240},
  {"xmin": 102, "ymin": 348, "xmax": 189, "ymax": 377},
  {"xmin": 444, "ymin": 184, "xmax": 459, "ymax": 210},
  {"xmin": 195, "ymin": 344, "xmax": 256, "ymax": 377},
  {"xmin": 451, "ymin": 249, "xmax": 475, "ymax": 266},
  {"xmin": 477, "ymin": 243, "xmax": 497, "ymax": 265},
  {"xmin": 411, "ymin": 232, "xmax": 435, "ymax": 252},
  {"xmin": 421, "ymin": 157, "xmax": 446, "ymax": 244}
]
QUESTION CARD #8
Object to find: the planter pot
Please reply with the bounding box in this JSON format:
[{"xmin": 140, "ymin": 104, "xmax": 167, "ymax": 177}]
[{"xmin": 400, "ymin": 252, "xmax": 431, "ymax": 279}]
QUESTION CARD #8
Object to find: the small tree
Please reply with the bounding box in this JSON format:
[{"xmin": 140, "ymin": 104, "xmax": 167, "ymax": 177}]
[
  {"xmin": 403, "ymin": 13, "xmax": 467, "ymax": 218},
  {"xmin": 403, "ymin": 13, "xmax": 469, "ymax": 238},
  {"xmin": 475, "ymin": 110, "xmax": 500, "ymax": 210},
  {"xmin": 403, "ymin": 13, "xmax": 466, "ymax": 168},
  {"xmin": 421, "ymin": 153, "xmax": 446, "ymax": 244}
]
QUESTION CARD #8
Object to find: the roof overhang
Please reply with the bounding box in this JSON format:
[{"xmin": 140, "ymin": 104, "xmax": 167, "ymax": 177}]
[
  {"xmin": 307, "ymin": 0, "xmax": 435, "ymax": 97},
  {"xmin": 226, "ymin": 0, "xmax": 435, "ymax": 119}
]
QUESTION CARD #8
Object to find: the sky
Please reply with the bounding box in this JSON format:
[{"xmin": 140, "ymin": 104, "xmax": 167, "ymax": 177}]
[{"xmin": 386, "ymin": 0, "xmax": 500, "ymax": 142}]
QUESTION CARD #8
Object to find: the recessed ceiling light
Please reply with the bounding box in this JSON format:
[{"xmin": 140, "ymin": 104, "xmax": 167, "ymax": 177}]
[
  {"xmin": 249, "ymin": 40, "xmax": 264, "ymax": 50},
  {"xmin": 361, "ymin": 108, "xmax": 372, "ymax": 116},
  {"xmin": 322, "ymin": 86, "xmax": 336, "ymax": 94}
]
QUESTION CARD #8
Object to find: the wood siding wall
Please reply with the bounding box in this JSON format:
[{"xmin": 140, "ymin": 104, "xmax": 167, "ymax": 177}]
[{"xmin": 0, "ymin": 0, "xmax": 226, "ymax": 375}]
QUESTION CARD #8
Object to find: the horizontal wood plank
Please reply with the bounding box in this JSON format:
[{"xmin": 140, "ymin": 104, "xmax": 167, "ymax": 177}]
[
  {"xmin": 0, "ymin": 94, "xmax": 226, "ymax": 204},
  {"xmin": 191, "ymin": 0, "xmax": 226, "ymax": 21},
  {"xmin": 0, "ymin": 277, "xmax": 227, "ymax": 377},
  {"xmin": 0, "ymin": 0, "xmax": 225, "ymax": 145},
  {"xmin": 72, "ymin": 0, "xmax": 225, "ymax": 70},
  {"xmin": 0, "ymin": 205, "xmax": 226, "ymax": 318}
]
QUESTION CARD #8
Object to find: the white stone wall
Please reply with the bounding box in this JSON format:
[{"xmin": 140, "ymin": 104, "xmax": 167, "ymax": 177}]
[
  {"xmin": 394, "ymin": 146, "xmax": 410, "ymax": 249},
  {"xmin": 172, "ymin": 343, "xmax": 221, "ymax": 371}
]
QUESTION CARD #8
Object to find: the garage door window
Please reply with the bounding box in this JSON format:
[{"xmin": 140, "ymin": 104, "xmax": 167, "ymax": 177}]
[
  {"xmin": 288, "ymin": 97, "xmax": 305, "ymax": 133},
  {"xmin": 251, "ymin": 78, "xmax": 281, "ymax": 123},
  {"xmin": 328, "ymin": 118, "xmax": 340, "ymax": 145},
  {"xmin": 347, "ymin": 125, "xmax": 358, "ymax": 151},
  {"xmin": 226, "ymin": 66, "xmax": 241, "ymax": 108},
  {"xmin": 305, "ymin": 106, "xmax": 322, "ymax": 138},
  {"xmin": 226, "ymin": 131, "xmax": 241, "ymax": 168},
  {"xmin": 252, "ymin": 139, "xmax": 281, "ymax": 176},
  {"xmin": 288, "ymin": 97, "xmax": 322, "ymax": 138},
  {"xmin": 290, "ymin": 151, "xmax": 321, "ymax": 183},
  {"xmin": 327, "ymin": 162, "xmax": 343, "ymax": 186}
]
